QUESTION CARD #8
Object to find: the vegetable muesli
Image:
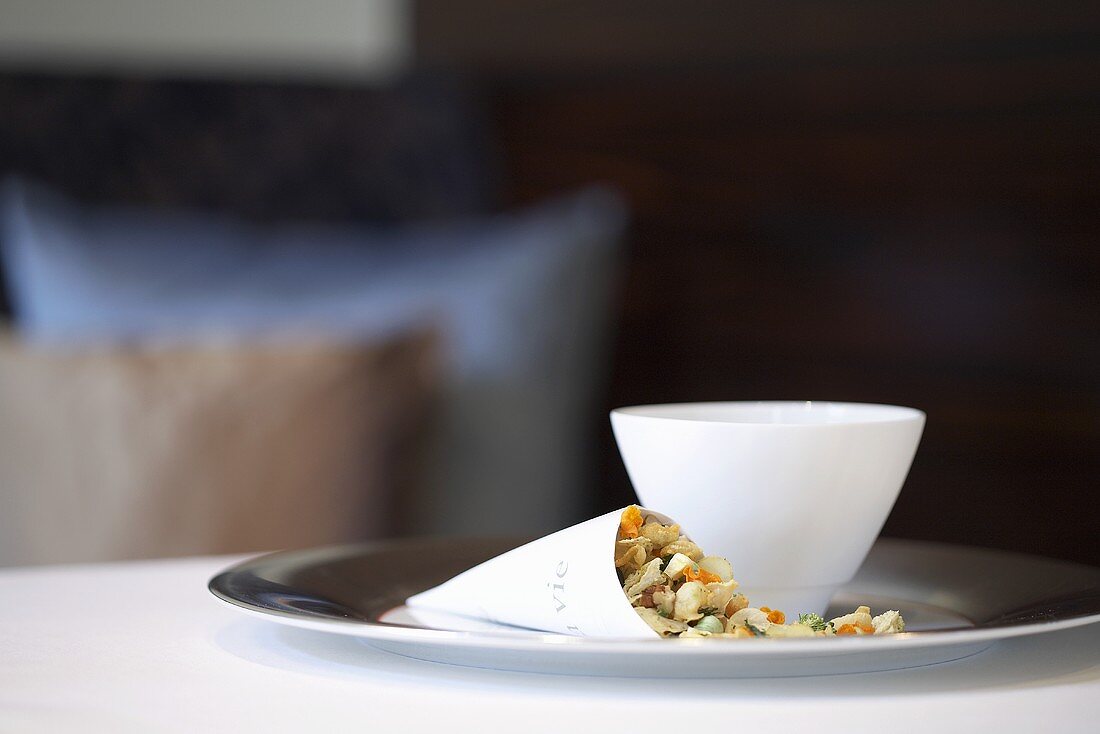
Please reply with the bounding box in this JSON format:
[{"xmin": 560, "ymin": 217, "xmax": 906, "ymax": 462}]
[{"xmin": 616, "ymin": 506, "xmax": 906, "ymax": 638}]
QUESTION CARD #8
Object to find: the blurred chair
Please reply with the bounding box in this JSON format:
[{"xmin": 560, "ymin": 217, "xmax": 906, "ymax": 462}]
[
  {"xmin": 0, "ymin": 74, "xmax": 627, "ymax": 565},
  {"xmin": 1, "ymin": 177, "xmax": 626, "ymax": 542},
  {"xmin": 0, "ymin": 331, "xmax": 438, "ymax": 565}
]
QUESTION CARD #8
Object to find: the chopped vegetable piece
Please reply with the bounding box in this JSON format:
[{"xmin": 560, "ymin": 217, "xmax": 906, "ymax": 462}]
[
  {"xmin": 619, "ymin": 505, "xmax": 644, "ymax": 539},
  {"xmin": 760, "ymin": 606, "xmax": 786, "ymax": 625},
  {"xmin": 798, "ymin": 613, "xmax": 827, "ymax": 631},
  {"xmin": 683, "ymin": 563, "xmax": 722, "ymax": 585}
]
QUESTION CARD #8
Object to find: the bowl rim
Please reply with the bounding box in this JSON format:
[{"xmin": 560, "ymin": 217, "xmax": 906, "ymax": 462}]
[{"xmin": 610, "ymin": 400, "xmax": 926, "ymax": 427}]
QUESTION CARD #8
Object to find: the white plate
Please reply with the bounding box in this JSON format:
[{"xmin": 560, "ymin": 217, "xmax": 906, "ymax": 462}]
[{"xmin": 209, "ymin": 537, "xmax": 1100, "ymax": 677}]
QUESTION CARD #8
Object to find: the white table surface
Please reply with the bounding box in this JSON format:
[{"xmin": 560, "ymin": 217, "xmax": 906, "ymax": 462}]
[{"xmin": 2, "ymin": 555, "xmax": 1098, "ymax": 733}]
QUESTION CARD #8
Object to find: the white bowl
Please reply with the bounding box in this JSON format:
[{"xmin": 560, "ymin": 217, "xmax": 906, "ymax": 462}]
[{"xmin": 610, "ymin": 401, "xmax": 925, "ymax": 615}]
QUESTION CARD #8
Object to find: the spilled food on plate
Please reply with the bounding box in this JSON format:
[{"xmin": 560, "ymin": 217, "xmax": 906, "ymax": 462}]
[
  {"xmin": 616, "ymin": 505, "xmax": 904, "ymax": 638},
  {"xmin": 406, "ymin": 505, "xmax": 904, "ymax": 640}
]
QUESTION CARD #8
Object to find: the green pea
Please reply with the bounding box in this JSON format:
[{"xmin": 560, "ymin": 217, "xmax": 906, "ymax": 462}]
[{"xmin": 695, "ymin": 615, "xmax": 724, "ymax": 634}]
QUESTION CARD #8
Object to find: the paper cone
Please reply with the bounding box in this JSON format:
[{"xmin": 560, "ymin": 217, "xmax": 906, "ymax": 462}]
[{"xmin": 406, "ymin": 507, "xmax": 678, "ymax": 638}]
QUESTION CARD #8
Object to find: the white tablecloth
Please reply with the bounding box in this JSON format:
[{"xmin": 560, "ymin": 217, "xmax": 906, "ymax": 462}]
[{"xmin": 2, "ymin": 555, "xmax": 1098, "ymax": 733}]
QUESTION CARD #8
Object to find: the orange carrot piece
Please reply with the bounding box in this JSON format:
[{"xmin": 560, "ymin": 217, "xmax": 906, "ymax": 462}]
[
  {"xmin": 683, "ymin": 564, "xmax": 721, "ymax": 584},
  {"xmin": 619, "ymin": 506, "xmax": 643, "ymax": 539}
]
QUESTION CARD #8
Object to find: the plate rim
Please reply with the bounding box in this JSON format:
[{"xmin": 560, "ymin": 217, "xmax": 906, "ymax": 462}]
[{"xmin": 208, "ymin": 537, "xmax": 1100, "ymax": 656}]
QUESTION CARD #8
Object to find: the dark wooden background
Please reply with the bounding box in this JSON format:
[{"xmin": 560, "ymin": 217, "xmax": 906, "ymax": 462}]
[
  {"xmin": 419, "ymin": 1, "xmax": 1100, "ymax": 565},
  {"xmin": 0, "ymin": 3, "xmax": 1094, "ymax": 566}
]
